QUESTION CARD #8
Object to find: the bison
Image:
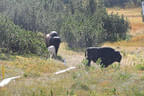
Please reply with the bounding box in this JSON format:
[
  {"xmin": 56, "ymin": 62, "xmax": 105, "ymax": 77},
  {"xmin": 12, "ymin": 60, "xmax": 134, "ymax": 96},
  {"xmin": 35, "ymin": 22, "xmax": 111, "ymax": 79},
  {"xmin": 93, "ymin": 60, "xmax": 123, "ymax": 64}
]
[
  {"xmin": 85, "ymin": 47, "xmax": 122, "ymax": 67},
  {"xmin": 45, "ymin": 31, "xmax": 61, "ymax": 55}
]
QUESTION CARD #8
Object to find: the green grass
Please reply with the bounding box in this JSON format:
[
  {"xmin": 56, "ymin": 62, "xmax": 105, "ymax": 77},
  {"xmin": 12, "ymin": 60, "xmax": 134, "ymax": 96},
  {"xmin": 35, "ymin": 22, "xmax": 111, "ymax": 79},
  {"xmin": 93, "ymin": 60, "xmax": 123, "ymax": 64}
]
[
  {"xmin": 136, "ymin": 64, "xmax": 144, "ymax": 71},
  {"xmin": 0, "ymin": 65, "xmax": 144, "ymax": 96},
  {"xmin": 0, "ymin": 55, "xmax": 66, "ymax": 80}
]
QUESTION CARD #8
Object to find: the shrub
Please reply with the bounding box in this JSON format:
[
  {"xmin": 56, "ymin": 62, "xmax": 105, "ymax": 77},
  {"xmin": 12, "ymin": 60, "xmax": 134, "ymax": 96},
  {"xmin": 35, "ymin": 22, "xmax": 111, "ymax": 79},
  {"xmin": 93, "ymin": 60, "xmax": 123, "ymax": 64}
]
[
  {"xmin": 82, "ymin": 59, "xmax": 89, "ymax": 66},
  {"xmin": 118, "ymin": 72, "xmax": 131, "ymax": 80},
  {"xmin": 0, "ymin": 53, "xmax": 7, "ymax": 60},
  {"xmin": 102, "ymin": 14, "xmax": 130, "ymax": 42},
  {"xmin": 136, "ymin": 64, "xmax": 144, "ymax": 71},
  {"xmin": 0, "ymin": 15, "xmax": 47, "ymax": 55}
]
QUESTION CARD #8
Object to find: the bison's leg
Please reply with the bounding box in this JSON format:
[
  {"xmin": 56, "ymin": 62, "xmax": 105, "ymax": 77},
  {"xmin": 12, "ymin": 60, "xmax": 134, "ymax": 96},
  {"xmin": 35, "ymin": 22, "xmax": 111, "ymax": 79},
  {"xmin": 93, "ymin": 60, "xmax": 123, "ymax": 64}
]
[
  {"xmin": 100, "ymin": 61, "xmax": 109, "ymax": 68},
  {"xmin": 87, "ymin": 59, "xmax": 91, "ymax": 66},
  {"xmin": 100, "ymin": 61, "xmax": 106, "ymax": 68},
  {"xmin": 53, "ymin": 50, "xmax": 56, "ymax": 58},
  {"xmin": 93, "ymin": 57, "xmax": 99, "ymax": 63}
]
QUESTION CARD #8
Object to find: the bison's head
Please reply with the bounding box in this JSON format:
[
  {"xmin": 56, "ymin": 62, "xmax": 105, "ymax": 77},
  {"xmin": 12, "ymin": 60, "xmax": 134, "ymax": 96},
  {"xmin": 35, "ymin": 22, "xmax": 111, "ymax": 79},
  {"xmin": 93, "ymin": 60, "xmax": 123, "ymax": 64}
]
[
  {"xmin": 50, "ymin": 31, "xmax": 58, "ymax": 37},
  {"xmin": 115, "ymin": 51, "xmax": 122, "ymax": 62}
]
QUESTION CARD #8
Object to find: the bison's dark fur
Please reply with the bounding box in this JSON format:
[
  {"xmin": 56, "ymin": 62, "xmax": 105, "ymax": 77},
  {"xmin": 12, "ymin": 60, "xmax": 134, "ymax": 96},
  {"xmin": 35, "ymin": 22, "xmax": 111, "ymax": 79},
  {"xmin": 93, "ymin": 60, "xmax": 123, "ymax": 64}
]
[
  {"xmin": 49, "ymin": 31, "xmax": 58, "ymax": 37},
  {"xmin": 45, "ymin": 31, "xmax": 61, "ymax": 55},
  {"xmin": 50, "ymin": 36, "xmax": 61, "ymax": 54},
  {"xmin": 85, "ymin": 47, "xmax": 122, "ymax": 67}
]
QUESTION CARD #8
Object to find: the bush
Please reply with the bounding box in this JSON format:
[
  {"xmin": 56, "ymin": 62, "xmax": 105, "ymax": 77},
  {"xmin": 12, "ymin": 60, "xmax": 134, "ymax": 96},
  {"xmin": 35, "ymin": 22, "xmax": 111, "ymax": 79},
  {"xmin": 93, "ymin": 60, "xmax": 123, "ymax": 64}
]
[
  {"xmin": 0, "ymin": 15, "xmax": 47, "ymax": 55},
  {"xmin": 136, "ymin": 64, "xmax": 144, "ymax": 71},
  {"xmin": 102, "ymin": 14, "xmax": 130, "ymax": 42}
]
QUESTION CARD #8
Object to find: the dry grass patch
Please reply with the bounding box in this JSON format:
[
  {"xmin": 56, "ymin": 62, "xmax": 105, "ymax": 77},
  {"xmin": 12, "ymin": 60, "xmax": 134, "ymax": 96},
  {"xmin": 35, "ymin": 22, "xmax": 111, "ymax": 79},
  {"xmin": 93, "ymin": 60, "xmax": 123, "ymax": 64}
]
[
  {"xmin": 2, "ymin": 56, "xmax": 66, "ymax": 77},
  {"xmin": 104, "ymin": 35, "xmax": 144, "ymax": 47},
  {"xmin": 105, "ymin": 41, "xmax": 144, "ymax": 47},
  {"xmin": 131, "ymin": 23, "xmax": 144, "ymax": 35},
  {"xmin": 131, "ymin": 35, "xmax": 144, "ymax": 41},
  {"xmin": 107, "ymin": 8, "xmax": 141, "ymax": 15}
]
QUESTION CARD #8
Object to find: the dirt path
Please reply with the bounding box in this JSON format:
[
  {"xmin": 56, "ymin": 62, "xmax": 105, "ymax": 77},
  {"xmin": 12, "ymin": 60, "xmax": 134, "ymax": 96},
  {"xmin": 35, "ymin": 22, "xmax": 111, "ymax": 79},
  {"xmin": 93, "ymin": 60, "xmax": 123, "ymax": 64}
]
[
  {"xmin": 58, "ymin": 44, "xmax": 84, "ymax": 67},
  {"xmin": 60, "ymin": 52, "xmax": 84, "ymax": 67}
]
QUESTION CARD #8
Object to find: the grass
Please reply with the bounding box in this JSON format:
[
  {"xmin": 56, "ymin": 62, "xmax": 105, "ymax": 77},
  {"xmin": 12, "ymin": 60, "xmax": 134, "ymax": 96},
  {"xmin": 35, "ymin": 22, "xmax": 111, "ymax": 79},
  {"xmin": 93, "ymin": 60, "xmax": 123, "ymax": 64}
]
[
  {"xmin": 135, "ymin": 58, "xmax": 144, "ymax": 71},
  {"xmin": 136, "ymin": 64, "xmax": 144, "ymax": 71},
  {"xmin": 1, "ymin": 64, "xmax": 144, "ymax": 96},
  {"xmin": 8, "ymin": 56, "xmax": 65, "ymax": 76},
  {"xmin": 0, "ymin": 42, "xmax": 144, "ymax": 96},
  {"xmin": 0, "ymin": 43, "xmax": 74, "ymax": 80},
  {"xmin": 0, "ymin": 55, "xmax": 66, "ymax": 79},
  {"xmin": 107, "ymin": 8, "xmax": 143, "ymax": 24},
  {"xmin": 0, "ymin": 45, "xmax": 144, "ymax": 96}
]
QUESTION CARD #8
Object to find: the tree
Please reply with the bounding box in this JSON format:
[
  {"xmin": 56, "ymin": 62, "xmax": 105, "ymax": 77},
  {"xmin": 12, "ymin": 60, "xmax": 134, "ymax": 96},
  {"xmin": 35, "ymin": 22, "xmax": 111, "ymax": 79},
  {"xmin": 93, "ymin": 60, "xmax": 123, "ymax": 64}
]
[{"xmin": 0, "ymin": 0, "xmax": 130, "ymax": 49}]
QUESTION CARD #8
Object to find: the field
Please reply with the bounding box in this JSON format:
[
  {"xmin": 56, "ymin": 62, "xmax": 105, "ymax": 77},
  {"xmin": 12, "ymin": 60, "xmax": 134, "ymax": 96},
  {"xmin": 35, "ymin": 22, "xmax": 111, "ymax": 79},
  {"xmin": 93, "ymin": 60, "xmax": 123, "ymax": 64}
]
[
  {"xmin": 106, "ymin": 8, "xmax": 144, "ymax": 47},
  {"xmin": 1, "ymin": 8, "xmax": 144, "ymax": 96}
]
